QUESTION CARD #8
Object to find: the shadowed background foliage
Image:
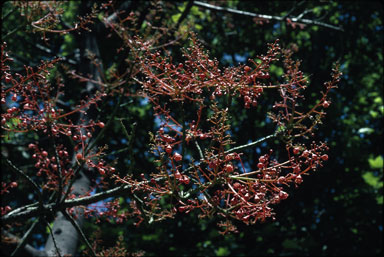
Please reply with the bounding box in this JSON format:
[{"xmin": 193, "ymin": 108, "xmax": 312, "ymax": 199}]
[{"xmin": 1, "ymin": 1, "xmax": 382, "ymax": 256}]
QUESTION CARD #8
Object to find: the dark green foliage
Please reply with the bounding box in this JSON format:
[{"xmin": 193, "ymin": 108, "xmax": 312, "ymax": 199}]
[{"xmin": 1, "ymin": 1, "xmax": 382, "ymax": 256}]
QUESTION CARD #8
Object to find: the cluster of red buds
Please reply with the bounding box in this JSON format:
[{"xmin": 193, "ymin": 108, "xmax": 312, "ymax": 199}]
[{"xmin": 102, "ymin": 35, "xmax": 342, "ymax": 233}]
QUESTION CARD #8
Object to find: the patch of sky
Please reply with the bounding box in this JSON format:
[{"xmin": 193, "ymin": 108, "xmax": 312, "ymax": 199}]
[
  {"xmin": 338, "ymin": 13, "xmax": 350, "ymax": 21},
  {"xmin": 238, "ymin": 160, "xmax": 250, "ymax": 174},
  {"xmin": 154, "ymin": 116, "xmax": 162, "ymax": 130},
  {"xmin": 197, "ymin": 192, "xmax": 205, "ymax": 200},
  {"xmin": 222, "ymin": 53, "xmax": 233, "ymax": 65},
  {"xmin": 234, "ymin": 53, "xmax": 248, "ymax": 63},
  {"xmin": 140, "ymin": 98, "xmax": 149, "ymax": 106},
  {"xmin": 375, "ymin": 25, "xmax": 383, "ymax": 32},
  {"xmin": 220, "ymin": 198, "xmax": 225, "ymax": 208},
  {"xmin": 273, "ymin": 23, "xmax": 281, "ymax": 33},
  {"xmin": 222, "ymin": 52, "xmax": 249, "ymax": 66}
]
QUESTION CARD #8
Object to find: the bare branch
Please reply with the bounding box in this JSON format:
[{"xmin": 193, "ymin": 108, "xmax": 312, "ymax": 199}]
[
  {"xmin": 193, "ymin": 1, "xmax": 344, "ymax": 31},
  {"xmin": 1, "ymin": 184, "xmax": 132, "ymax": 224},
  {"xmin": 224, "ymin": 134, "xmax": 276, "ymax": 154}
]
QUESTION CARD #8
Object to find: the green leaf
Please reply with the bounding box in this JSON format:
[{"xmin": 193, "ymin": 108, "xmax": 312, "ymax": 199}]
[
  {"xmin": 368, "ymin": 156, "xmax": 383, "ymax": 169},
  {"xmin": 362, "ymin": 172, "xmax": 382, "ymax": 189},
  {"xmin": 215, "ymin": 246, "xmax": 229, "ymax": 256},
  {"xmin": 171, "ymin": 13, "xmax": 181, "ymax": 24},
  {"xmin": 357, "ymin": 127, "xmax": 374, "ymax": 134},
  {"xmin": 373, "ymin": 96, "xmax": 382, "ymax": 104},
  {"xmin": 370, "ymin": 110, "xmax": 378, "ymax": 118},
  {"xmin": 270, "ymin": 64, "xmax": 284, "ymax": 77}
]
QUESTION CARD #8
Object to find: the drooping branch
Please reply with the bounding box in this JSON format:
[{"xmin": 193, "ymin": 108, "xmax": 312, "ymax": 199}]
[{"xmin": 193, "ymin": 1, "xmax": 344, "ymax": 31}]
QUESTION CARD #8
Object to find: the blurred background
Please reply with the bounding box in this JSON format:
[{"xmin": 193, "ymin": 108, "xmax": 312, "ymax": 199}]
[{"xmin": 2, "ymin": 1, "xmax": 382, "ymax": 256}]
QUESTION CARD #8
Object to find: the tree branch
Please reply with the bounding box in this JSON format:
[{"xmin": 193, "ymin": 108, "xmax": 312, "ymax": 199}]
[
  {"xmin": 1, "ymin": 184, "xmax": 132, "ymax": 224},
  {"xmin": 10, "ymin": 219, "xmax": 39, "ymax": 257},
  {"xmin": 1, "ymin": 230, "xmax": 47, "ymax": 257},
  {"xmin": 193, "ymin": 1, "xmax": 344, "ymax": 31},
  {"xmin": 224, "ymin": 134, "xmax": 276, "ymax": 154}
]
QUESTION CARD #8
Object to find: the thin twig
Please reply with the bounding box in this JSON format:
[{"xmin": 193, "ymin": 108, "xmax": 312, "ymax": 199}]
[
  {"xmin": 195, "ymin": 140, "xmax": 204, "ymax": 160},
  {"xmin": 45, "ymin": 220, "xmax": 62, "ymax": 257},
  {"xmin": 10, "ymin": 219, "xmax": 40, "ymax": 257},
  {"xmin": 4, "ymin": 157, "xmax": 44, "ymax": 203}
]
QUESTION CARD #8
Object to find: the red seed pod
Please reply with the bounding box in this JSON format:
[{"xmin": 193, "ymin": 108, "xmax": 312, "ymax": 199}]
[
  {"xmin": 225, "ymin": 164, "xmax": 234, "ymax": 173},
  {"xmin": 173, "ymin": 153, "xmax": 182, "ymax": 162},
  {"xmin": 322, "ymin": 101, "xmax": 330, "ymax": 108},
  {"xmin": 181, "ymin": 175, "xmax": 190, "ymax": 185},
  {"xmin": 165, "ymin": 145, "xmax": 172, "ymax": 154},
  {"xmin": 302, "ymin": 150, "xmax": 310, "ymax": 158},
  {"xmin": 293, "ymin": 165, "xmax": 301, "ymax": 173},
  {"xmin": 42, "ymin": 151, "xmax": 48, "ymax": 157},
  {"xmin": 295, "ymin": 174, "xmax": 303, "ymax": 184},
  {"xmin": 208, "ymin": 160, "xmax": 217, "ymax": 169},
  {"xmin": 321, "ymin": 154, "xmax": 329, "ymax": 161},
  {"xmin": 178, "ymin": 206, "xmax": 188, "ymax": 212},
  {"xmin": 233, "ymin": 182, "xmax": 241, "ymax": 189},
  {"xmin": 174, "ymin": 171, "xmax": 182, "ymax": 180},
  {"xmin": 225, "ymin": 154, "xmax": 233, "ymax": 161},
  {"xmin": 244, "ymin": 65, "xmax": 251, "ymax": 72},
  {"xmin": 5, "ymin": 75, "xmax": 12, "ymax": 83},
  {"xmin": 76, "ymin": 153, "xmax": 83, "ymax": 160},
  {"xmin": 293, "ymin": 147, "xmax": 300, "ymax": 155},
  {"xmin": 277, "ymin": 176, "xmax": 286, "ymax": 184},
  {"xmin": 98, "ymin": 122, "xmax": 105, "ymax": 128},
  {"xmin": 256, "ymin": 87, "xmax": 263, "ymax": 94},
  {"xmin": 279, "ymin": 190, "xmax": 289, "ymax": 200}
]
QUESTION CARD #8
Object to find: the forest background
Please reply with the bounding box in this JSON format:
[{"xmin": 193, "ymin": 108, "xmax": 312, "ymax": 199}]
[{"xmin": 1, "ymin": 1, "xmax": 383, "ymax": 256}]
